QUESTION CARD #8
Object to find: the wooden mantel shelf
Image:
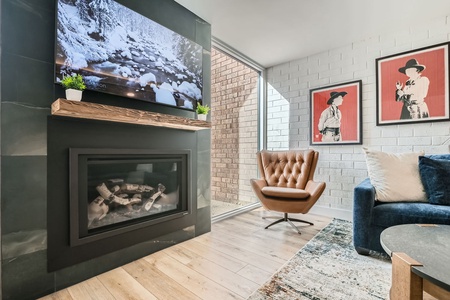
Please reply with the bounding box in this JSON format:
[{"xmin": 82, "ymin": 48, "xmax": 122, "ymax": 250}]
[{"xmin": 51, "ymin": 99, "xmax": 211, "ymax": 131}]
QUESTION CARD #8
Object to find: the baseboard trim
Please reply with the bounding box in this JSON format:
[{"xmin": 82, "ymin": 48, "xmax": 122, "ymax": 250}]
[
  {"xmin": 210, "ymin": 203, "xmax": 353, "ymax": 223},
  {"xmin": 211, "ymin": 202, "xmax": 262, "ymax": 223},
  {"xmin": 309, "ymin": 205, "xmax": 352, "ymax": 222}
]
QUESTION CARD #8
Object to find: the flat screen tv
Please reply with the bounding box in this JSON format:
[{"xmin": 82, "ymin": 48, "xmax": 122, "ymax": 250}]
[{"xmin": 55, "ymin": 0, "xmax": 203, "ymax": 111}]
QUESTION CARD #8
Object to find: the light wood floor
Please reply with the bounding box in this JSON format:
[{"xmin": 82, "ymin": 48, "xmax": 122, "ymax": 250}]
[{"xmin": 39, "ymin": 208, "xmax": 332, "ymax": 300}]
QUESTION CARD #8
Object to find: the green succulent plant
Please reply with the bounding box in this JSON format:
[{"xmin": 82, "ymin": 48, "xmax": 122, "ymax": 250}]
[
  {"xmin": 196, "ymin": 103, "xmax": 210, "ymax": 115},
  {"xmin": 60, "ymin": 74, "xmax": 86, "ymax": 91}
]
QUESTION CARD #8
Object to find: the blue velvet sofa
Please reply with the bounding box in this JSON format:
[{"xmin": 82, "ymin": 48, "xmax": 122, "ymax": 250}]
[{"xmin": 353, "ymin": 177, "xmax": 450, "ymax": 255}]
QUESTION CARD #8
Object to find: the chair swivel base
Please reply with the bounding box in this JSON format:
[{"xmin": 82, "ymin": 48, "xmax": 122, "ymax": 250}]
[{"xmin": 263, "ymin": 212, "xmax": 313, "ymax": 234}]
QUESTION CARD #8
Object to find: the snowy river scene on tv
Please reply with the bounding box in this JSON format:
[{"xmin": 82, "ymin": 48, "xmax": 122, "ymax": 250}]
[{"xmin": 56, "ymin": 0, "xmax": 203, "ymax": 110}]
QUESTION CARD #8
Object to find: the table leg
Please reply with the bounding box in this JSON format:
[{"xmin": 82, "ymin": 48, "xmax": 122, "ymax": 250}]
[{"xmin": 391, "ymin": 252, "xmax": 424, "ymax": 300}]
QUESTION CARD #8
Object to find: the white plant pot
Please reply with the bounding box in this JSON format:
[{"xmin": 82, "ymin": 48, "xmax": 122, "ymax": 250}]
[
  {"xmin": 65, "ymin": 89, "xmax": 83, "ymax": 101},
  {"xmin": 197, "ymin": 114, "xmax": 207, "ymax": 121}
]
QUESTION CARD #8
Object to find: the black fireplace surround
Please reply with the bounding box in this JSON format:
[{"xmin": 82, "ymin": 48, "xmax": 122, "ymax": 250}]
[{"xmin": 47, "ymin": 116, "xmax": 198, "ymax": 271}]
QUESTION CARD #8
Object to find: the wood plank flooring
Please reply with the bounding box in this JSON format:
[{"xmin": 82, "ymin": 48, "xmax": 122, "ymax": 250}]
[{"xmin": 39, "ymin": 208, "xmax": 332, "ymax": 300}]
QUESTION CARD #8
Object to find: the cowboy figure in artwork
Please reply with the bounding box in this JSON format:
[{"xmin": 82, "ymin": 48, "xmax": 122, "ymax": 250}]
[
  {"xmin": 318, "ymin": 91, "xmax": 347, "ymax": 142},
  {"xmin": 395, "ymin": 58, "xmax": 430, "ymax": 119}
]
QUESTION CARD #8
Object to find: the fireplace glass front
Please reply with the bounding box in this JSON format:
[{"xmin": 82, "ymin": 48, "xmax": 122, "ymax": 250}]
[{"xmin": 70, "ymin": 148, "xmax": 190, "ymax": 246}]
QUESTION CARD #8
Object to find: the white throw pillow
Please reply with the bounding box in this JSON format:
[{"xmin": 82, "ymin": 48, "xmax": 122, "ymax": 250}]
[{"xmin": 363, "ymin": 148, "xmax": 427, "ymax": 202}]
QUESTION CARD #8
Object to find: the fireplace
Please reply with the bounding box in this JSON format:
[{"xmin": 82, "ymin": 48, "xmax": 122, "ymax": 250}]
[
  {"xmin": 47, "ymin": 116, "xmax": 199, "ymax": 272},
  {"xmin": 69, "ymin": 148, "xmax": 190, "ymax": 247}
]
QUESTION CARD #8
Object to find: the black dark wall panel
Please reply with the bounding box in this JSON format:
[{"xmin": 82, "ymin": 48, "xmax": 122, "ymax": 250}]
[{"xmin": 47, "ymin": 116, "xmax": 198, "ymax": 271}]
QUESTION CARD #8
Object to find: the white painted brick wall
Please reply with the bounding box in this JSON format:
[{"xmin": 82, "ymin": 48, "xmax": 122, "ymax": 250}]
[
  {"xmin": 266, "ymin": 14, "xmax": 450, "ymax": 217},
  {"xmin": 267, "ymin": 77, "xmax": 290, "ymax": 150}
]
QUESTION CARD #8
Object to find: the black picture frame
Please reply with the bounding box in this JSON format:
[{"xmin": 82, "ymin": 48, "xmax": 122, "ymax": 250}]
[
  {"xmin": 376, "ymin": 42, "xmax": 450, "ymax": 125},
  {"xmin": 310, "ymin": 80, "xmax": 362, "ymax": 145}
]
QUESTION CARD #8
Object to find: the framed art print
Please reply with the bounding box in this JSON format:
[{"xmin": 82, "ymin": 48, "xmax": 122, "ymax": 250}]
[
  {"xmin": 376, "ymin": 42, "xmax": 450, "ymax": 125},
  {"xmin": 310, "ymin": 80, "xmax": 362, "ymax": 145}
]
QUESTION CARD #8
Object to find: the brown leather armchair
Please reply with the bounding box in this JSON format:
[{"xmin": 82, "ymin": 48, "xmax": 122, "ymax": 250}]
[{"xmin": 250, "ymin": 149, "xmax": 326, "ymax": 233}]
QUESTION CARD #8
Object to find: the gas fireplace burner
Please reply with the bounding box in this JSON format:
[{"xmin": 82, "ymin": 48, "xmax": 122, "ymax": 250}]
[{"xmin": 89, "ymin": 181, "xmax": 172, "ymax": 229}]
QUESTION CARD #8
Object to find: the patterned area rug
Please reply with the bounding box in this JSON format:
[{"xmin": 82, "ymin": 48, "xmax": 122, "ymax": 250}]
[{"xmin": 248, "ymin": 219, "xmax": 392, "ymax": 300}]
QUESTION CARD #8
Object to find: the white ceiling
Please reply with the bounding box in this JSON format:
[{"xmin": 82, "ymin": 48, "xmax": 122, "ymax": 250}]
[{"xmin": 175, "ymin": 0, "xmax": 450, "ymax": 68}]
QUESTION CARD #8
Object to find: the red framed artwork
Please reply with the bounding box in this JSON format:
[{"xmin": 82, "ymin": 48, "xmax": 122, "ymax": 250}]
[
  {"xmin": 310, "ymin": 80, "xmax": 362, "ymax": 145},
  {"xmin": 376, "ymin": 42, "xmax": 450, "ymax": 125}
]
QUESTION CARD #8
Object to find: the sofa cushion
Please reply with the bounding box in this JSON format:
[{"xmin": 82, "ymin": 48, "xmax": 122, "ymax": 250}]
[
  {"xmin": 363, "ymin": 148, "xmax": 427, "ymax": 202},
  {"xmin": 372, "ymin": 202, "xmax": 450, "ymax": 228},
  {"xmin": 427, "ymin": 154, "xmax": 450, "ymax": 160},
  {"xmin": 261, "ymin": 186, "xmax": 310, "ymax": 199},
  {"xmin": 419, "ymin": 156, "xmax": 450, "ymax": 205}
]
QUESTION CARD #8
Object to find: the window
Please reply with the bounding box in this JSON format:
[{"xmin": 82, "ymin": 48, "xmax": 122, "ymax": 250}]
[{"xmin": 210, "ymin": 40, "xmax": 264, "ymax": 220}]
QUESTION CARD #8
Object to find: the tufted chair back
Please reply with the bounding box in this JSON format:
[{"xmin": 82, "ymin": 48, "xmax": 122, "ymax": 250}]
[{"xmin": 257, "ymin": 149, "xmax": 317, "ymax": 189}]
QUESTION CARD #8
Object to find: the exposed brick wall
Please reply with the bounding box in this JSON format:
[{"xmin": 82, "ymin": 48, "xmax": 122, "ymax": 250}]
[
  {"xmin": 211, "ymin": 48, "xmax": 259, "ymax": 205},
  {"xmin": 267, "ymin": 16, "xmax": 450, "ymax": 217}
]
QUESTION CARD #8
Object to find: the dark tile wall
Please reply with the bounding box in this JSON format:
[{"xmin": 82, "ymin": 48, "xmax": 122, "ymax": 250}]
[{"xmin": 0, "ymin": 0, "xmax": 211, "ymax": 299}]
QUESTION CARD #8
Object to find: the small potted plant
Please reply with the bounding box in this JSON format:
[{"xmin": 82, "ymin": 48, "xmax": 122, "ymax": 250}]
[
  {"xmin": 196, "ymin": 103, "xmax": 210, "ymax": 121},
  {"xmin": 60, "ymin": 74, "xmax": 86, "ymax": 101}
]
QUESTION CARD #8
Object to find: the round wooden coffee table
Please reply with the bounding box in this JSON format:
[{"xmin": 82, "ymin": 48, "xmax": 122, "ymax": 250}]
[{"xmin": 380, "ymin": 224, "xmax": 450, "ymax": 300}]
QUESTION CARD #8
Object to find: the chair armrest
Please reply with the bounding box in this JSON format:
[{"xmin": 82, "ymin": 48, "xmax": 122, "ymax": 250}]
[
  {"xmin": 353, "ymin": 178, "xmax": 376, "ymax": 223},
  {"xmin": 250, "ymin": 178, "xmax": 268, "ymax": 204},
  {"xmin": 251, "ymin": 178, "xmax": 268, "ymax": 190},
  {"xmin": 305, "ymin": 180, "xmax": 326, "ymax": 201},
  {"xmin": 353, "ymin": 178, "xmax": 376, "ymax": 253}
]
